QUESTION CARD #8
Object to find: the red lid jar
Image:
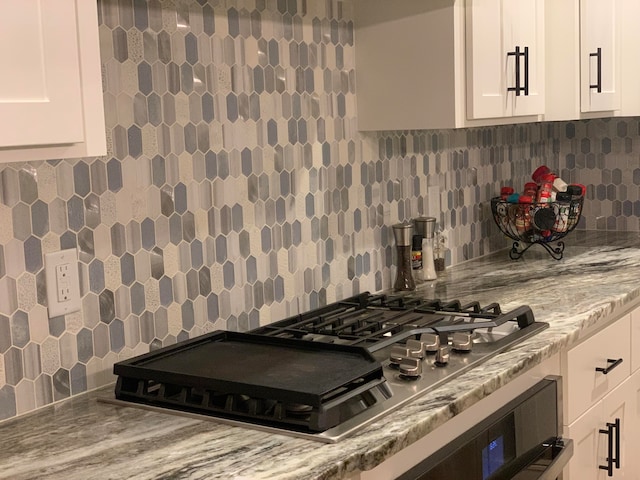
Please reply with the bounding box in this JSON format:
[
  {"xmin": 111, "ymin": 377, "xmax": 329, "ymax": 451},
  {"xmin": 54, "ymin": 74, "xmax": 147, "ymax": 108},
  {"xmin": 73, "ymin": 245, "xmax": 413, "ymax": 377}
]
[
  {"xmin": 532, "ymin": 165, "xmax": 551, "ymax": 184},
  {"xmin": 536, "ymin": 173, "xmax": 556, "ymax": 203}
]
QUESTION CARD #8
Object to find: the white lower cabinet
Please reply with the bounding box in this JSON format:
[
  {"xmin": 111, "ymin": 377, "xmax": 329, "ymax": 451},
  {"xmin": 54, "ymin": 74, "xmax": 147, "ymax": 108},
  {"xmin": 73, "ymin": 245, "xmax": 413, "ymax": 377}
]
[
  {"xmin": 566, "ymin": 370, "xmax": 640, "ymax": 479},
  {"xmin": 563, "ymin": 305, "xmax": 640, "ymax": 480},
  {"xmin": 631, "ymin": 308, "xmax": 640, "ymax": 373}
]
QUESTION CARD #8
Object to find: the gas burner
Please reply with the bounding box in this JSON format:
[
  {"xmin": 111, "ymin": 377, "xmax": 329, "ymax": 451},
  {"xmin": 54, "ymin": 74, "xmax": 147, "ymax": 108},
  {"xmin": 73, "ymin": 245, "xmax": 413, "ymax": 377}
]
[{"xmin": 111, "ymin": 292, "xmax": 548, "ymax": 443}]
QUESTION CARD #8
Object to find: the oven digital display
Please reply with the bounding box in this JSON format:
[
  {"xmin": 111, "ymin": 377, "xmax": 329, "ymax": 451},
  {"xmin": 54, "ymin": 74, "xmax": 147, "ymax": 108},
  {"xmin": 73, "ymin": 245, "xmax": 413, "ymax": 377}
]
[{"xmin": 482, "ymin": 435, "xmax": 504, "ymax": 479}]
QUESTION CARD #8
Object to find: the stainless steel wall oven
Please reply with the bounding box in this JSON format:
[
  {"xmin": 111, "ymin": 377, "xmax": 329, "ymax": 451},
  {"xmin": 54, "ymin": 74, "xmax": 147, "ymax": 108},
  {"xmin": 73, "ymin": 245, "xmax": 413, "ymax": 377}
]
[{"xmin": 396, "ymin": 376, "xmax": 573, "ymax": 480}]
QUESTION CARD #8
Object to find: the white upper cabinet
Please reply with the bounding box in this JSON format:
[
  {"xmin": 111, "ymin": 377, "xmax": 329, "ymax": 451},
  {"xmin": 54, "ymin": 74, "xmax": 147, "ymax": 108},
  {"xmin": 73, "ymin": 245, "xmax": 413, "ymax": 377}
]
[
  {"xmin": 618, "ymin": 0, "xmax": 640, "ymax": 116},
  {"xmin": 0, "ymin": 2, "xmax": 84, "ymax": 148},
  {"xmin": 0, "ymin": 0, "xmax": 106, "ymax": 163},
  {"xmin": 466, "ymin": 0, "xmax": 545, "ymax": 119},
  {"xmin": 580, "ymin": 0, "xmax": 621, "ymax": 112},
  {"xmin": 545, "ymin": 0, "xmax": 621, "ymax": 120},
  {"xmin": 354, "ymin": 0, "xmax": 544, "ymax": 131}
]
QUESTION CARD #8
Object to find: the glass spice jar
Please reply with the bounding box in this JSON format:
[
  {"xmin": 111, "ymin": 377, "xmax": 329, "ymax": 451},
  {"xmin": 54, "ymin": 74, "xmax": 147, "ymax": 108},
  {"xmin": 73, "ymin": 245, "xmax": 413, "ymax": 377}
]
[
  {"xmin": 515, "ymin": 195, "xmax": 533, "ymax": 235},
  {"xmin": 536, "ymin": 173, "xmax": 556, "ymax": 203}
]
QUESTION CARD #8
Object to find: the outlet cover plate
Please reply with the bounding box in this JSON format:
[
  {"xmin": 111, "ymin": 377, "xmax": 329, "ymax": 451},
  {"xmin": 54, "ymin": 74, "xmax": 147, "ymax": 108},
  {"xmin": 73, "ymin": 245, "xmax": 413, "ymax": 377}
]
[{"xmin": 45, "ymin": 248, "xmax": 81, "ymax": 318}]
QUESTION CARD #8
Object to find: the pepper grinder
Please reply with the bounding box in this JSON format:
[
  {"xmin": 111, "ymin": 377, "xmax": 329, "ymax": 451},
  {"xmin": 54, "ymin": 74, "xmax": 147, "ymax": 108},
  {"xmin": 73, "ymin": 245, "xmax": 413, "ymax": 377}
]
[
  {"xmin": 414, "ymin": 217, "xmax": 438, "ymax": 281},
  {"xmin": 392, "ymin": 223, "xmax": 416, "ymax": 291}
]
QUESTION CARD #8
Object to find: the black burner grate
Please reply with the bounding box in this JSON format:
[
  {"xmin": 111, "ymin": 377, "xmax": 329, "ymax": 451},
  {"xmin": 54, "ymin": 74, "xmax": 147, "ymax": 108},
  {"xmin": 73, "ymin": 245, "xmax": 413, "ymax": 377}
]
[{"xmin": 251, "ymin": 292, "xmax": 535, "ymax": 350}]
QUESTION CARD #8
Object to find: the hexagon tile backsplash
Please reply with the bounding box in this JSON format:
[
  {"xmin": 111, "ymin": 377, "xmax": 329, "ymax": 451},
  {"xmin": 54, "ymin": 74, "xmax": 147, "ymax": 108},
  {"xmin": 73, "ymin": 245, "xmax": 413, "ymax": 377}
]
[{"xmin": 0, "ymin": 0, "xmax": 639, "ymax": 422}]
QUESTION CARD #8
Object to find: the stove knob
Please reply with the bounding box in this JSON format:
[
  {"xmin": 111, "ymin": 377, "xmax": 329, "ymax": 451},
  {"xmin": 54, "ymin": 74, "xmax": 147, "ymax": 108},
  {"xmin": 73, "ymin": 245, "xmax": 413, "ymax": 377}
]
[
  {"xmin": 390, "ymin": 345, "xmax": 410, "ymax": 365},
  {"xmin": 399, "ymin": 357, "xmax": 422, "ymax": 378},
  {"xmin": 420, "ymin": 333, "xmax": 440, "ymax": 353},
  {"xmin": 452, "ymin": 332, "xmax": 473, "ymax": 352},
  {"xmin": 406, "ymin": 339, "xmax": 426, "ymax": 359},
  {"xmin": 435, "ymin": 346, "xmax": 450, "ymax": 366}
]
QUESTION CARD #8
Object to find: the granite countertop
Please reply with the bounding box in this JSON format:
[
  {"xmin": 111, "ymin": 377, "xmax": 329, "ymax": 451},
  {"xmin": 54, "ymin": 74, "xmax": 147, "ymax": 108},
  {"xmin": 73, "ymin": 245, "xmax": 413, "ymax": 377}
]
[{"xmin": 2, "ymin": 231, "xmax": 640, "ymax": 480}]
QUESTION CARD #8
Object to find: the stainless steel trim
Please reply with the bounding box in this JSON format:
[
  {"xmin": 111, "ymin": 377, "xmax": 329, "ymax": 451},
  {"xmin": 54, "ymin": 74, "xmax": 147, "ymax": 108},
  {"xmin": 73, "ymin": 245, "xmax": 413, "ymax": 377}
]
[
  {"xmin": 545, "ymin": 374, "xmax": 564, "ymax": 435},
  {"xmin": 543, "ymin": 374, "xmax": 571, "ymax": 480}
]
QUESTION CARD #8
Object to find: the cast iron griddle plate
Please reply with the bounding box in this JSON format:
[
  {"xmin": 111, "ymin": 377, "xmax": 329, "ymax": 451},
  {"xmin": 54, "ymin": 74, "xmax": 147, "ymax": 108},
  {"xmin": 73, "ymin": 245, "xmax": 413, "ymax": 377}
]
[{"xmin": 114, "ymin": 331, "xmax": 383, "ymax": 406}]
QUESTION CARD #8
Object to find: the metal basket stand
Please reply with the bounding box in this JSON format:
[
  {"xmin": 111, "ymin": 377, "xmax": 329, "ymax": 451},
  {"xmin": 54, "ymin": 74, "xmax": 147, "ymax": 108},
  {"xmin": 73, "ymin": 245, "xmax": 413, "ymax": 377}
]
[{"xmin": 490, "ymin": 197, "xmax": 583, "ymax": 260}]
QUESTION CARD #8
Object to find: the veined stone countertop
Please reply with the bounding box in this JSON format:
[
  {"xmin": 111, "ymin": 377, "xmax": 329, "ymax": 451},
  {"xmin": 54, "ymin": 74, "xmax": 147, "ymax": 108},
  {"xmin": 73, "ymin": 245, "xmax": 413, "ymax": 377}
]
[{"xmin": 1, "ymin": 231, "xmax": 640, "ymax": 480}]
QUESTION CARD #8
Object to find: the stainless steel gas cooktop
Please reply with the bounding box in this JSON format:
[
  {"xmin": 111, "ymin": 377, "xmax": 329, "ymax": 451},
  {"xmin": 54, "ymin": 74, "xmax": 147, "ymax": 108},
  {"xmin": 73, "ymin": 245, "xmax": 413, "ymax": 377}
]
[{"xmin": 109, "ymin": 292, "xmax": 548, "ymax": 443}]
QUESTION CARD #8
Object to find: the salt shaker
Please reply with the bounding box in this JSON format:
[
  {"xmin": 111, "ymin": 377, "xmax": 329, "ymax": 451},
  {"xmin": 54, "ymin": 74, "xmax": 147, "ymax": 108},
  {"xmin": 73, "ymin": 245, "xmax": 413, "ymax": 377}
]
[{"xmin": 414, "ymin": 217, "xmax": 437, "ymax": 281}]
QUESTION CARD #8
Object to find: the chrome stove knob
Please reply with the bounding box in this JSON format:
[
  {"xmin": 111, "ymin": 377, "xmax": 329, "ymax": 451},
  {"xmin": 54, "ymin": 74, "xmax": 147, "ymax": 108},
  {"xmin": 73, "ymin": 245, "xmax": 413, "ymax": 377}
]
[
  {"xmin": 399, "ymin": 357, "xmax": 422, "ymax": 378},
  {"xmin": 420, "ymin": 333, "xmax": 440, "ymax": 353},
  {"xmin": 435, "ymin": 346, "xmax": 450, "ymax": 366},
  {"xmin": 390, "ymin": 345, "xmax": 410, "ymax": 365},
  {"xmin": 452, "ymin": 332, "xmax": 473, "ymax": 352},
  {"xmin": 406, "ymin": 339, "xmax": 426, "ymax": 359}
]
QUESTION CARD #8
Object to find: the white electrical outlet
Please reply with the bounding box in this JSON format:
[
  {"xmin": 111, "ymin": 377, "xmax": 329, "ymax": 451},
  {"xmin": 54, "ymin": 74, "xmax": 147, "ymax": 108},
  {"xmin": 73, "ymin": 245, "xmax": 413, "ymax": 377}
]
[{"xmin": 45, "ymin": 248, "xmax": 81, "ymax": 318}]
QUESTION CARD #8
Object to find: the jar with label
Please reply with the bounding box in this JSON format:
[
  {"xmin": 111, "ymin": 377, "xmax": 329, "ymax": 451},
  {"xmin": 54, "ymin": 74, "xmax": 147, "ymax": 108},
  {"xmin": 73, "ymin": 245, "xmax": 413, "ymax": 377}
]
[
  {"xmin": 566, "ymin": 184, "xmax": 584, "ymax": 221},
  {"xmin": 553, "ymin": 192, "xmax": 571, "ymax": 232},
  {"xmin": 536, "ymin": 174, "xmax": 556, "ymax": 203},
  {"xmin": 411, "ymin": 234, "xmax": 423, "ymax": 282},
  {"xmin": 523, "ymin": 182, "xmax": 538, "ymax": 198},
  {"xmin": 515, "ymin": 196, "xmax": 533, "ymax": 235}
]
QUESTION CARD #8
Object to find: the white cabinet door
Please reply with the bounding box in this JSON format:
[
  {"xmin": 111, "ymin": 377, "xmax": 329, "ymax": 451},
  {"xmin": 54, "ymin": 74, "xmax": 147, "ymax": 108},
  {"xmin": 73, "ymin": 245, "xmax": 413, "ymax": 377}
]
[
  {"xmin": 623, "ymin": 370, "xmax": 640, "ymax": 478},
  {"xmin": 0, "ymin": 0, "xmax": 105, "ymax": 163},
  {"xmin": 601, "ymin": 376, "xmax": 634, "ymax": 478},
  {"xmin": 565, "ymin": 314, "xmax": 631, "ymax": 424},
  {"xmin": 466, "ymin": 0, "xmax": 544, "ymax": 119},
  {"xmin": 566, "ymin": 403, "xmax": 604, "ymax": 480},
  {"xmin": 566, "ymin": 371, "xmax": 640, "ymax": 480},
  {"xmin": 466, "ymin": 0, "xmax": 505, "ymax": 119},
  {"xmin": 0, "ymin": 1, "xmax": 84, "ymax": 148},
  {"xmin": 580, "ymin": 0, "xmax": 621, "ymax": 112},
  {"xmin": 504, "ymin": 0, "xmax": 545, "ymax": 116},
  {"xmin": 631, "ymin": 307, "xmax": 640, "ymax": 373}
]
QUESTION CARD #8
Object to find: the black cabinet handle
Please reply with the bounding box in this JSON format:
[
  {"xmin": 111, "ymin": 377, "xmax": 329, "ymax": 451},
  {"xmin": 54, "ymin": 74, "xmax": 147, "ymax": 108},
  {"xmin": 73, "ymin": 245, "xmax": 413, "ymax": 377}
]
[
  {"xmin": 595, "ymin": 358, "xmax": 623, "ymax": 374},
  {"xmin": 599, "ymin": 418, "xmax": 621, "ymax": 477},
  {"xmin": 508, "ymin": 46, "xmax": 521, "ymax": 96},
  {"xmin": 599, "ymin": 420, "xmax": 615, "ymax": 476},
  {"xmin": 613, "ymin": 417, "xmax": 620, "ymax": 469},
  {"xmin": 590, "ymin": 47, "xmax": 602, "ymax": 93},
  {"xmin": 523, "ymin": 46, "xmax": 529, "ymax": 96},
  {"xmin": 507, "ymin": 46, "xmax": 530, "ymax": 97}
]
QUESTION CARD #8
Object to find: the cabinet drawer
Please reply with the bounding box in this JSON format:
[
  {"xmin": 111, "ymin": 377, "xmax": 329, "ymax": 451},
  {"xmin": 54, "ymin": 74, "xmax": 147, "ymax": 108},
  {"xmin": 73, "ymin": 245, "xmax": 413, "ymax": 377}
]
[
  {"xmin": 632, "ymin": 307, "xmax": 640, "ymax": 373},
  {"xmin": 565, "ymin": 314, "xmax": 631, "ymax": 424}
]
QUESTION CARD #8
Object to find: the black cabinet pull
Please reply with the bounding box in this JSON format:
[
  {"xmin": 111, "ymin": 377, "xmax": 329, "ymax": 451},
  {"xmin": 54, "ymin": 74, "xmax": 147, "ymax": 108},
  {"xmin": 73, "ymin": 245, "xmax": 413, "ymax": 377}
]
[
  {"xmin": 599, "ymin": 420, "xmax": 615, "ymax": 476},
  {"xmin": 523, "ymin": 46, "xmax": 529, "ymax": 96},
  {"xmin": 507, "ymin": 46, "xmax": 530, "ymax": 97},
  {"xmin": 595, "ymin": 358, "xmax": 623, "ymax": 374},
  {"xmin": 599, "ymin": 418, "xmax": 621, "ymax": 476},
  {"xmin": 507, "ymin": 46, "xmax": 521, "ymax": 96},
  {"xmin": 613, "ymin": 417, "xmax": 620, "ymax": 469},
  {"xmin": 590, "ymin": 47, "xmax": 602, "ymax": 93}
]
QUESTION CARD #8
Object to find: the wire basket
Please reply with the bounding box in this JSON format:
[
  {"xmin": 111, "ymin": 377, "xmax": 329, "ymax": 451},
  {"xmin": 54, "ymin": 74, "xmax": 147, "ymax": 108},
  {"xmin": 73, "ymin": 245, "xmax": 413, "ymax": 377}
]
[{"xmin": 490, "ymin": 196, "xmax": 583, "ymax": 260}]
